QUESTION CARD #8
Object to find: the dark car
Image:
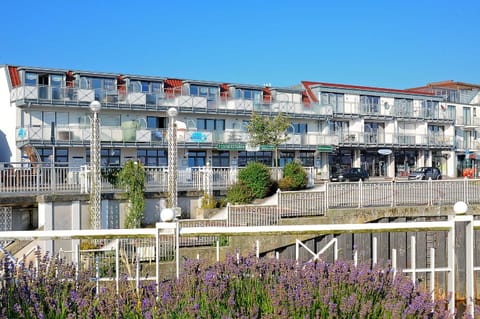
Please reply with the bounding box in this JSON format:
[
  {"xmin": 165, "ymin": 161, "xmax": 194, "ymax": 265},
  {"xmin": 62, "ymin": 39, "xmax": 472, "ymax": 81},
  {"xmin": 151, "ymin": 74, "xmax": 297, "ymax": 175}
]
[
  {"xmin": 408, "ymin": 167, "xmax": 442, "ymax": 180},
  {"xmin": 330, "ymin": 167, "xmax": 369, "ymax": 182}
]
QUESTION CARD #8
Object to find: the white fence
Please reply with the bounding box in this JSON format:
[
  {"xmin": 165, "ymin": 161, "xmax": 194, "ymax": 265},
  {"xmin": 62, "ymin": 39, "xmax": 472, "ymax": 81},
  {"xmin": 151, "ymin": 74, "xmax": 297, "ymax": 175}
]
[
  {"xmin": 1, "ymin": 215, "xmax": 479, "ymax": 315},
  {"xmin": 0, "ymin": 164, "xmax": 316, "ymax": 194}
]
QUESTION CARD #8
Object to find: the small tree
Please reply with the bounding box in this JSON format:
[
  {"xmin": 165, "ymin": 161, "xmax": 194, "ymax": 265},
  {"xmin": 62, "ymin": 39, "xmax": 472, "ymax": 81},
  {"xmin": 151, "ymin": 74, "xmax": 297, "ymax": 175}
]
[
  {"xmin": 246, "ymin": 112, "xmax": 291, "ymax": 168},
  {"xmin": 116, "ymin": 160, "xmax": 146, "ymax": 228}
]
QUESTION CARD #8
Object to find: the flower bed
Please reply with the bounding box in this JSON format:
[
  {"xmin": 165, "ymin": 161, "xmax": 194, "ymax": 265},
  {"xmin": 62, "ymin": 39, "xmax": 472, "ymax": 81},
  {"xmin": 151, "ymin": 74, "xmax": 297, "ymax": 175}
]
[{"xmin": 0, "ymin": 253, "xmax": 464, "ymax": 318}]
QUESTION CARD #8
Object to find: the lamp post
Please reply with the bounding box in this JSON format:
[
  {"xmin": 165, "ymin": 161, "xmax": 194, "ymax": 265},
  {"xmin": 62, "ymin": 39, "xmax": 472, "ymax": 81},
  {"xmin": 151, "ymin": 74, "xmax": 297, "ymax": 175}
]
[
  {"xmin": 89, "ymin": 100, "xmax": 101, "ymax": 230},
  {"xmin": 167, "ymin": 107, "xmax": 178, "ymax": 211}
]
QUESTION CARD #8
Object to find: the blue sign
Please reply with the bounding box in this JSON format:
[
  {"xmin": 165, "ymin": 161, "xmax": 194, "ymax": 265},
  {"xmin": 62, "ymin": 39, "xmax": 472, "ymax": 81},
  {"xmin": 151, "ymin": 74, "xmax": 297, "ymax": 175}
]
[{"xmin": 190, "ymin": 131, "xmax": 207, "ymax": 142}]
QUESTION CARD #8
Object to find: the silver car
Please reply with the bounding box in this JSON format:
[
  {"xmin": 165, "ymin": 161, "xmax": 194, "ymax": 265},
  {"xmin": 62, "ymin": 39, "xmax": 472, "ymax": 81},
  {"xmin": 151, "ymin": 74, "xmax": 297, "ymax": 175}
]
[{"xmin": 408, "ymin": 167, "xmax": 442, "ymax": 180}]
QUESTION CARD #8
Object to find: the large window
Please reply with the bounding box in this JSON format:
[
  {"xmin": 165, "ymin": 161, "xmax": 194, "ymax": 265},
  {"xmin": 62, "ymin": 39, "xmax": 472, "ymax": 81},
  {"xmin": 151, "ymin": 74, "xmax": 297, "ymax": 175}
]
[
  {"xmin": 299, "ymin": 151, "xmax": 314, "ymax": 167},
  {"xmin": 287, "ymin": 123, "xmax": 307, "ymax": 134},
  {"xmin": 79, "ymin": 76, "xmax": 116, "ymax": 100},
  {"xmin": 190, "ymin": 85, "xmax": 217, "ymax": 97},
  {"xmin": 422, "ymin": 100, "xmax": 439, "ymax": 118},
  {"xmin": 188, "ymin": 151, "xmax": 206, "ymax": 167},
  {"xmin": 36, "ymin": 148, "xmax": 53, "ymax": 163},
  {"xmin": 329, "ymin": 121, "xmax": 349, "ymax": 134},
  {"xmin": 360, "ymin": 95, "xmax": 380, "ymax": 113},
  {"xmin": 394, "ymin": 98, "xmax": 413, "ymax": 116},
  {"xmin": 235, "ymin": 88, "xmax": 261, "ymax": 101},
  {"xmin": 88, "ymin": 148, "xmax": 121, "ymax": 167},
  {"xmin": 279, "ymin": 151, "xmax": 295, "ymax": 167},
  {"xmin": 137, "ymin": 149, "xmax": 167, "ymax": 166},
  {"xmin": 211, "ymin": 151, "xmax": 229, "ymax": 167},
  {"xmin": 320, "ymin": 92, "xmax": 344, "ymax": 112},
  {"xmin": 364, "ymin": 122, "xmax": 384, "ymax": 144},
  {"xmin": 433, "ymin": 88, "xmax": 459, "ymax": 103},
  {"xmin": 147, "ymin": 116, "xmax": 166, "ymax": 129},
  {"xmin": 238, "ymin": 151, "xmax": 272, "ymax": 167},
  {"xmin": 197, "ymin": 119, "xmax": 225, "ymax": 131},
  {"xmin": 35, "ymin": 148, "xmax": 69, "ymax": 165}
]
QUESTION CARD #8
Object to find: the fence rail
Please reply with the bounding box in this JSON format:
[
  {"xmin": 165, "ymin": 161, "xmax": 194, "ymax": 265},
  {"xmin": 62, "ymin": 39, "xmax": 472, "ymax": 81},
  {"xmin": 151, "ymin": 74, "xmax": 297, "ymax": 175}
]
[{"xmin": 1, "ymin": 217, "xmax": 479, "ymax": 315}]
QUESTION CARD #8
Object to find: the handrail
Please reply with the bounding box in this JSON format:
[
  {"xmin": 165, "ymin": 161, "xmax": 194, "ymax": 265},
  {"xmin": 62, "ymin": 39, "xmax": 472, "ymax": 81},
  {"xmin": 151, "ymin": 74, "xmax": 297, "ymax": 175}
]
[{"xmin": 10, "ymin": 84, "xmax": 457, "ymax": 122}]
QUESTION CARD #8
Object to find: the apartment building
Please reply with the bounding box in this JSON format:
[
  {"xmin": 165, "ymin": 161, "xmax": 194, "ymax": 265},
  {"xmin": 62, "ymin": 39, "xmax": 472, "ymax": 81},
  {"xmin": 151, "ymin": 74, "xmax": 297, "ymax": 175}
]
[
  {"xmin": 0, "ymin": 65, "xmax": 466, "ymax": 178},
  {"xmin": 409, "ymin": 81, "xmax": 480, "ymax": 177}
]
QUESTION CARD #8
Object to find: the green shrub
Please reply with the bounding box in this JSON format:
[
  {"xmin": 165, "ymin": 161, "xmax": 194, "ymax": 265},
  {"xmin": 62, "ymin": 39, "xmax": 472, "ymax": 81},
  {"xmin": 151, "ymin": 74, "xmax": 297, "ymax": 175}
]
[
  {"xmin": 226, "ymin": 183, "xmax": 255, "ymax": 204},
  {"xmin": 282, "ymin": 161, "xmax": 308, "ymax": 190},
  {"xmin": 278, "ymin": 176, "xmax": 296, "ymax": 191},
  {"xmin": 238, "ymin": 162, "xmax": 273, "ymax": 199}
]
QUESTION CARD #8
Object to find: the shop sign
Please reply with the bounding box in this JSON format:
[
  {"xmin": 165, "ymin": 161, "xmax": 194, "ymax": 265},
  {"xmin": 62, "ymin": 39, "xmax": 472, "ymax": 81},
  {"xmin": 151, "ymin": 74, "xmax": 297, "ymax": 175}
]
[
  {"xmin": 378, "ymin": 149, "xmax": 392, "ymax": 155},
  {"xmin": 317, "ymin": 145, "xmax": 333, "ymax": 152},
  {"xmin": 217, "ymin": 143, "xmax": 246, "ymax": 150},
  {"xmin": 259, "ymin": 145, "xmax": 274, "ymax": 151}
]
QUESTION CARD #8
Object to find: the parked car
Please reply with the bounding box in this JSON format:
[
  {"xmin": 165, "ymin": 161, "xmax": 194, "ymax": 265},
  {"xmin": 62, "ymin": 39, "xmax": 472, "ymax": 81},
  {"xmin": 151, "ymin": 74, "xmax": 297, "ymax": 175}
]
[
  {"xmin": 330, "ymin": 167, "xmax": 369, "ymax": 182},
  {"xmin": 408, "ymin": 167, "xmax": 442, "ymax": 180}
]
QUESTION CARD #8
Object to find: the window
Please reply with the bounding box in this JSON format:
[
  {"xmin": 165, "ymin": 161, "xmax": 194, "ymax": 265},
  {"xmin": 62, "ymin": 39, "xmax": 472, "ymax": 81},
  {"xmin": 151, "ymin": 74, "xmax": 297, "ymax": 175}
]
[
  {"xmin": 360, "ymin": 95, "xmax": 380, "ymax": 113},
  {"xmin": 238, "ymin": 151, "xmax": 272, "ymax": 167},
  {"xmin": 79, "ymin": 77, "xmax": 116, "ymax": 100},
  {"xmin": 36, "ymin": 148, "xmax": 69, "ymax": 165},
  {"xmin": 147, "ymin": 116, "xmax": 166, "ymax": 129},
  {"xmin": 433, "ymin": 88, "xmax": 459, "ymax": 103},
  {"xmin": 394, "ymin": 98, "xmax": 413, "ymax": 116},
  {"xmin": 287, "ymin": 123, "xmax": 307, "ymax": 134},
  {"xmin": 235, "ymin": 88, "xmax": 261, "ymax": 101},
  {"xmin": 188, "ymin": 151, "xmax": 206, "ymax": 167},
  {"xmin": 55, "ymin": 149, "xmax": 69, "ymax": 165},
  {"xmin": 190, "ymin": 85, "xmax": 217, "ymax": 97},
  {"xmin": 212, "ymin": 151, "xmax": 229, "ymax": 167},
  {"xmin": 36, "ymin": 148, "xmax": 53, "ymax": 163},
  {"xmin": 197, "ymin": 119, "xmax": 225, "ymax": 131},
  {"xmin": 26, "ymin": 111, "xmax": 70, "ymax": 127},
  {"xmin": 100, "ymin": 114, "xmax": 121, "ymax": 127},
  {"xmin": 88, "ymin": 149, "xmax": 120, "ymax": 166},
  {"xmin": 137, "ymin": 149, "xmax": 167, "ymax": 166},
  {"xmin": 299, "ymin": 151, "xmax": 314, "ymax": 167},
  {"xmin": 25, "ymin": 73, "xmax": 38, "ymax": 86},
  {"xmin": 422, "ymin": 100, "xmax": 439, "ymax": 118},
  {"xmin": 329, "ymin": 121, "xmax": 349, "ymax": 133},
  {"xmin": 320, "ymin": 92, "xmax": 344, "ymax": 111},
  {"xmin": 279, "ymin": 151, "xmax": 295, "ymax": 167}
]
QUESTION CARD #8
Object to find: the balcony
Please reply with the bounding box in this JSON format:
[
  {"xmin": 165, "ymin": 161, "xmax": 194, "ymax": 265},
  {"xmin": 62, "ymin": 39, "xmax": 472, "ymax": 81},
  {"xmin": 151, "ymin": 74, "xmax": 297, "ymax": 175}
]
[
  {"xmin": 335, "ymin": 132, "xmax": 454, "ymax": 149},
  {"xmin": 16, "ymin": 124, "xmax": 342, "ymax": 150},
  {"xmin": 10, "ymin": 85, "xmax": 333, "ymax": 119},
  {"xmin": 456, "ymin": 116, "xmax": 480, "ymax": 127}
]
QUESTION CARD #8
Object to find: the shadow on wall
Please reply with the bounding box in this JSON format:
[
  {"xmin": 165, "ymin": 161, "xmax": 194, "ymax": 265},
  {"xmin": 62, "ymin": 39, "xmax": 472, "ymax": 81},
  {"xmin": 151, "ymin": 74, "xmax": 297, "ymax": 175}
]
[{"xmin": 0, "ymin": 130, "xmax": 12, "ymax": 162}]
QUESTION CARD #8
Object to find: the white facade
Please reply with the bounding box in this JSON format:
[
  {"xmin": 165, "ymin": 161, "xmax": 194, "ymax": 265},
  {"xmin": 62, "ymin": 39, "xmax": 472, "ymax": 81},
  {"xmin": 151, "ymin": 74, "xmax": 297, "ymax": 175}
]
[{"xmin": 1, "ymin": 65, "xmax": 477, "ymax": 178}]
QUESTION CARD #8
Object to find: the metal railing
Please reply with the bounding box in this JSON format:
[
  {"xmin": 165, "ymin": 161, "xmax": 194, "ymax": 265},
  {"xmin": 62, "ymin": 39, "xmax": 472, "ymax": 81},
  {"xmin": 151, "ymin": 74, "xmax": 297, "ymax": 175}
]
[
  {"xmin": 11, "ymin": 84, "xmax": 458, "ymax": 124},
  {"xmin": 1, "ymin": 217, "xmax": 479, "ymax": 315},
  {"xmin": 227, "ymin": 179, "xmax": 480, "ymax": 227},
  {"xmin": 0, "ymin": 164, "xmax": 320, "ymax": 195}
]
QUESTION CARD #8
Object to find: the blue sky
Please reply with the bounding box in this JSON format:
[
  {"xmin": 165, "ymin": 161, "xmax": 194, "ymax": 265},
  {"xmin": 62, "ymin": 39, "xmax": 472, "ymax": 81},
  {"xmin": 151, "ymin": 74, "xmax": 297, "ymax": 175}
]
[{"xmin": 1, "ymin": 0, "xmax": 478, "ymax": 89}]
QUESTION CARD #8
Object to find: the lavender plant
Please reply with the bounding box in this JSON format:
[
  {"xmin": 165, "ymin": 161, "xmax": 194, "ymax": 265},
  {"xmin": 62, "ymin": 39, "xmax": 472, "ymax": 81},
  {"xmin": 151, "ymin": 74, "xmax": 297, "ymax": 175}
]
[{"xmin": 0, "ymin": 252, "xmax": 471, "ymax": 318}]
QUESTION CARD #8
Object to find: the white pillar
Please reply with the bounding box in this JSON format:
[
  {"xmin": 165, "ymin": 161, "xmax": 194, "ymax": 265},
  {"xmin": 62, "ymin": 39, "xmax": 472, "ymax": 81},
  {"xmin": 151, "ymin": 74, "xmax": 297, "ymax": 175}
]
[
  {"xmin": 387, "ymin": 153, "xmax": 395, "ymax": 178},
  {"xmin": 71, "ymin": 200, "xmax": 81, "ymax": 255},
  {"xmin": 38, "ymin": 201, "xmax": 53, "ymax": 253},
  {"xmin": 353, "ymin": 149, "xmax": 361, "ymax": 167}
]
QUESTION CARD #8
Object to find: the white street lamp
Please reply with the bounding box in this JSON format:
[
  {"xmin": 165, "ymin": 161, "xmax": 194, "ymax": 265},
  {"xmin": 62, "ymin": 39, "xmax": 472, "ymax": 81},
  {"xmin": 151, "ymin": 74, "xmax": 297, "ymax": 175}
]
[
  {"xmin": 453, "ymin": 201, "xmax": 468, "ymax": 215},
  {"xmin": 89, "ymin": 100, "xmax": 102, "ymax": 230},
  {"xmin": 166, "ymin": 107, "xmax": 178, "ymax": 212}
]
